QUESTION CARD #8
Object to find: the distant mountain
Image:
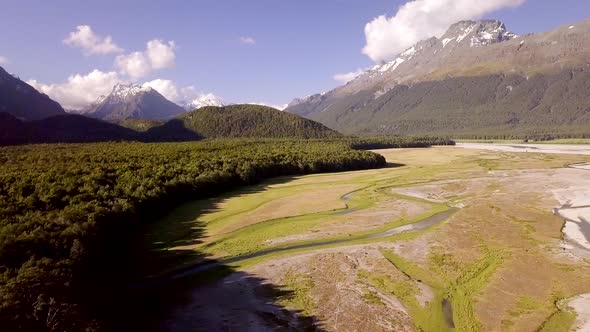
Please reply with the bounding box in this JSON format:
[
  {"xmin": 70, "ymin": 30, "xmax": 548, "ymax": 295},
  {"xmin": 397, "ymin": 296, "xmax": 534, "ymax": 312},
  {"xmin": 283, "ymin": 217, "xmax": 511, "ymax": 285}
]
[
  {"xmin": 0, "ymin": 65, "xmax": 65, "ymax": 121},
  {"xmin": 0, "ymin": 112, "xmax": 138, "ymax": 145},
  {"xmin": 86, "ymin": 83, "xmax": 186, "ymax": 121},
  {"xmin": 181, "ymin": 94, "xmax": 225, "ymax": 111},
  {"xmin": 0, "ymin": 104, "xmax": 341, "ymax": 146},
  {"xmin": 286, "ymin": 19, "xmax": 590, "ymax": 138},
  {"xmin": 146, "ymin": 104, "xmax": 340, "ymax": 141}
]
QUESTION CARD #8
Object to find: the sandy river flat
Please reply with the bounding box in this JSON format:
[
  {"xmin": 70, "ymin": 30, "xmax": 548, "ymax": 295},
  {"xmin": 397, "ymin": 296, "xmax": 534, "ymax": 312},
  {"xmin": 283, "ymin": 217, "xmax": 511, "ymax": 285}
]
[
  {"xmin": 151, "ymin": 147, "xmax": 590, "ymax": 331},
  {"xmin": 457, "ymin": 143, "xmax": 590, "ymax": 155}
]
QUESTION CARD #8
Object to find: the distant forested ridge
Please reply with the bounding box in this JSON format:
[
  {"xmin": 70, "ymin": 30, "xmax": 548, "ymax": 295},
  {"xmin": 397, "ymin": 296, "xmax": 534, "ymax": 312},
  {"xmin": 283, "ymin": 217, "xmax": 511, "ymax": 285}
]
[
  {"xmin": 115, "ymin": 118, "xmax": 164, "ymax": 132},
  {"xmin": 0, "ymin": 113, "xmax": 138, "ymax": 145},
  {"xmin": 147, "ymin": 104, "xmax": 340, "ymax": 140},
  {"xmin": 0, "ymin": 104, "xmax": 340, "ymax": 146}
]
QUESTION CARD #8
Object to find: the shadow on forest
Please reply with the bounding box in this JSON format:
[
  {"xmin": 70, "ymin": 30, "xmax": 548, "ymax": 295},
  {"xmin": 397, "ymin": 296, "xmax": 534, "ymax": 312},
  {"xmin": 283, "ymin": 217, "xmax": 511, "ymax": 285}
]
[{"xmin": 118, "ymin": 175, "xmax": 327, "ymax": 332}]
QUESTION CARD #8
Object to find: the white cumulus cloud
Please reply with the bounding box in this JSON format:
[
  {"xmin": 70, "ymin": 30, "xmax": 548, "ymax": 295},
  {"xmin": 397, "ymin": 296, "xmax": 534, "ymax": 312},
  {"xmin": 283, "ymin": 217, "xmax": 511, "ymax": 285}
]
[
  {"xmin": 0, "ymin": 56, "xmax": 9, "ymax": 65},
  {"xmin": 239, "ymin": 36, "xmax": 256, "ymax": 46},
  {"xmin": 116, "ymin": 39, "xmax": 176, "ymax": 79},
  {"xmin": 362, "ymin": 0, "xmax": 525, "ymax": 62},
  {"xmin": 333, "ymin": 68, "xmax": 365, "ymax": 84},
  {"xmin": 63, "ymin": 25, "xmax": 123, "ymax": 55},
  {"xmin": 146, "ymin": 40, "xmax": 176, "ymax": 69},
  {"xmin": 116, "ymin": 52, "xmax": 152, "ymax": 79},
  {"xmin": 142, "ymin": 79, "xmax": 180, "ymax": 101},
  {"xmin": 28, "ymin": 69, "xmax": 123, "ymax": 110}
]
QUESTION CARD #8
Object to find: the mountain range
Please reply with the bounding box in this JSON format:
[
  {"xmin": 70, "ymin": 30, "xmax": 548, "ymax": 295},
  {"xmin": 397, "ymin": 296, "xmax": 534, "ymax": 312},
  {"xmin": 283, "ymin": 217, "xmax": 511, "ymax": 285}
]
[
  {"xmin": 0, "ymin": 105, "xmax": 337, "ymax": 146},
  {"xmin": 286, "ymin": 19, "xmax": 590, "ymax": 138},
  {"xmin": 2, "ymin": 18, "xmax": 590, "ymax": 141}
]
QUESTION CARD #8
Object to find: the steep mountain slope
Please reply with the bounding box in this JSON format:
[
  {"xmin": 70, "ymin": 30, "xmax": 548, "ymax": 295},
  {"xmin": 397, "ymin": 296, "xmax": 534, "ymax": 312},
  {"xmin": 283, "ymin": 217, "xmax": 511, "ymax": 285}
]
[
  {"xmin": 0, "ymin": 112, "xmax": 138, "ymax": 145},
  {"xmin": 146, "ymin": 104, "xmax": 340, "ymax": 140},
  {"xmin": 87, "ymin": 83, "xmax": 186, "ymax": 121},
  {"xmin": 0, "ymin": 66, "xmax": 65, "ymax": 120},
  {"xmin": 286, "ymin": 19, "xmax": 590, "ymax": 137}
]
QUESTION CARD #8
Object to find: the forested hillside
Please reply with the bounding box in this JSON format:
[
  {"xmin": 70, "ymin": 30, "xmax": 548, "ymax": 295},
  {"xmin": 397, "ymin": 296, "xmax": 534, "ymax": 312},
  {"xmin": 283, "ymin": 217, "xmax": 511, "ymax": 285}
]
[
  {"xmin": 0, "ymin": 139, "xmax": 389, "ymax": 331},
  {"xmin": 116, "ymin": 118, "xmax": 164, "ymax": 132},
  {"xmin": 0, "ymin": 112, "xmax": 138, "ymax": 145},
  {"xmin": 150, "ymin": 104, "xmax": 340, "ymax": 139}
]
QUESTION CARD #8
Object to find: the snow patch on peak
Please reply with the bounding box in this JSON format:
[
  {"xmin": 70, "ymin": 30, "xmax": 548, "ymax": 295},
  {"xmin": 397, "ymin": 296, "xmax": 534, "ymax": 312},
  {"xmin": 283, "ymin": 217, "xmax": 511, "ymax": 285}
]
[
  {"xmin": 400, "ymin": 46, "xmax": 416, "ymax": 58},
  {"xmin": 469, "ymin": 22, "xmax": 517, "ymax": 47},
  {"xmin": 379, "ymin": 57, "xmax": 405, "ymax": 72},
  {"xmin": 93, "ymin": 82, "xmax": 155, "ymax": 106},
  {"xmin": 95, "ymin": 94, "xmax": 107, "ymax": 104},
  {"xmin": 442, "ymin": 19, "xmax": 516, "ymax": 48},
  {"xmin": 569, "ymin": 25, "xmax": 575, "ymax": 29},
  {"xmin": 371, "ymin": 45, "xmax": 416, "ymax": 74},
  {"xmin": 183, "ymin": 93, "xmax": 224, "ymax": 110},
  {"xmin": 456, "ymin": 24, "xmax": 476, "ymax": 43},
  {"xmin": 442, "ymin": 38, "xmax": 454, "ymax": 47},
  {"xmin": 112, "ymin": 83, "xmax": 151, "ymax": 98}
]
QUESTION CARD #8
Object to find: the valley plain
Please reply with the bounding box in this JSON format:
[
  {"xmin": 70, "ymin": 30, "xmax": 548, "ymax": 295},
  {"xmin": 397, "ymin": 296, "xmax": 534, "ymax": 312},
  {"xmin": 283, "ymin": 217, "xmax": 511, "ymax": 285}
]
[
  {"xmin": 144, "ymin": 146, "xmax": 590, "ymax": 332},
  {"xmin": 2, "ymin": 4, "xmax": 590, "ymax": 331}
]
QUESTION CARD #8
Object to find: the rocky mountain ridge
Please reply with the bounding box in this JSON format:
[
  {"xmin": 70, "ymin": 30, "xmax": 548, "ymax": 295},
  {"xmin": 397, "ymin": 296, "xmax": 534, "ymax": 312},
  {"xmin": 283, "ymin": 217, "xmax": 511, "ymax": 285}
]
[{"xmin": 286, "ymin": 18, "xmax": 590, "ymax": 137}]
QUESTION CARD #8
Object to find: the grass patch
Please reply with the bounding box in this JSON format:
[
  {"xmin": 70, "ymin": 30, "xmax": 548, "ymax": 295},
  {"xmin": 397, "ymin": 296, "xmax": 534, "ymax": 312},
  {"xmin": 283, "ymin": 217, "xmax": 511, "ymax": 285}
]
[
  {"xmin": 361, "ymin": 289, "xmax": 385, "ymax": 307},
  {"xmin": 532, "ymin": 138, "xmax": 590, "ymax": 145},
  {"xmin": 357, "ymin": 267, "xmax": 451, "ymax": 332},
  {"xmin": 279, "ymin": 270, "xmax": 315, "ymax": 315},
  {"xmin": 538, "ymin": 299, "xmax": 577, "ymax": 332},
  {"xmin": 379, "ymin": 246, "xmax": 504, "ymax": 332}
]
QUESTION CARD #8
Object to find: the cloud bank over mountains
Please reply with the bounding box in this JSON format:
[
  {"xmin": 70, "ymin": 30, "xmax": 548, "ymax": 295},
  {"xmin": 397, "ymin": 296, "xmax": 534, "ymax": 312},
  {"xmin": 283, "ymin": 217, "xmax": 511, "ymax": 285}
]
[
  {"xmin": 333, "ymin": 68, "xmax": 365, "ymax": 84},
  {"xmin": 29, "ymin": 70, "xmax": 120, "ymax": 110},
  {"xmin": 362, "ymin": 0, "xmax": 525, "ymax": 62},
  {"xmin": 30, "ymin": 25, "xmax": 220, "ymax": 110}
]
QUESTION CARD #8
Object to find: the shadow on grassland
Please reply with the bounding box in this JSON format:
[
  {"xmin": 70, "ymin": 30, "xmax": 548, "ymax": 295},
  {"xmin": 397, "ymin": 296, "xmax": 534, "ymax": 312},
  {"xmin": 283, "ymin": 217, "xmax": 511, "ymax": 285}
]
[
  {"xmin": 385, "ymin": 162, "xmax": 406, "ymax": 169},
  {"xmin": 119, "ymin": 176, "xmax": 327, "ymax": 332}
]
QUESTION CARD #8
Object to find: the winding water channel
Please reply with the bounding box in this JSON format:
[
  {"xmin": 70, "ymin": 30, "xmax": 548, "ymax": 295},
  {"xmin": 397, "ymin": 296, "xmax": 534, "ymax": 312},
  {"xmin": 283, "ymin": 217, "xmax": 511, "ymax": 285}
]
[
  {"xmin": 168, "ymin": 207, "xmax": 458, "ymax": 281},
  {"xmin": 148, "ymin": 147, "xmax": 590, "ymax": 330}
]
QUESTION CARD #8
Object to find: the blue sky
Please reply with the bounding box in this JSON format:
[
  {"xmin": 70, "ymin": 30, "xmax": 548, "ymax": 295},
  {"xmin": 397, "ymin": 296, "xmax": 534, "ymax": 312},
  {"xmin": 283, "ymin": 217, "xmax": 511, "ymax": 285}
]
[{"xmin": 1, "ymin": 0, "xmax": 589, "ymax": 109}]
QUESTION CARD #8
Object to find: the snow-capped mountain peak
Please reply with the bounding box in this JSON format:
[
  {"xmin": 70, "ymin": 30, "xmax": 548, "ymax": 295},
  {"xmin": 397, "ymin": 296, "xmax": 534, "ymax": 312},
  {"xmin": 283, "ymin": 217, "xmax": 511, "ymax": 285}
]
[
  {"xmin": 108, "ymin": 83, "xmax": 153, "ymax": 103},
  {"xmin": 182, "ymin": 93, "xmax": 225, "ymax": 111},
  {"xmin": 344, "ymin": 19, "xmax": 517, "ymax": 83},
  {"xmin": 441, "ymin": 20, "xmax": 517, "ymax": 48},
  {"xmin": 290, "ymin": 19, "xmax": 523, "ymax": 107},
  {"xmin": 85, "ymin": 82, "xmax": 185, "ymax": 121}
]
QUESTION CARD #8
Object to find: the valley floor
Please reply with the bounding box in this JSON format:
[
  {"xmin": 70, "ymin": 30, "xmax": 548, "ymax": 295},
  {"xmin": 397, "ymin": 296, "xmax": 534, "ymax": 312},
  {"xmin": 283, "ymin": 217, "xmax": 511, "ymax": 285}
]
[{"xmin": 141, "ymin": 146, "xmax": 590, "ymax": 331}]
